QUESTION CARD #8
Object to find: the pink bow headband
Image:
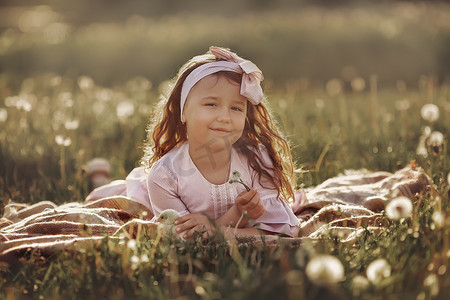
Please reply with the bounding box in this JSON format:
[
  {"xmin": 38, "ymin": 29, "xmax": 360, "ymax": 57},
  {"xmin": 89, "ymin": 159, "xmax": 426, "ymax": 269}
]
[{"xmin": 180, "ymin": 46, "xmax": 264, "ymax": 119}]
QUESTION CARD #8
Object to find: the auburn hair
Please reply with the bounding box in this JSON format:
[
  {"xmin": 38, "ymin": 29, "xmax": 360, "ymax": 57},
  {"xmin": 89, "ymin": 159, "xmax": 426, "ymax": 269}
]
[{"xmin": 141, "ymin": 51, "xmax": 295, "ymax": 201}]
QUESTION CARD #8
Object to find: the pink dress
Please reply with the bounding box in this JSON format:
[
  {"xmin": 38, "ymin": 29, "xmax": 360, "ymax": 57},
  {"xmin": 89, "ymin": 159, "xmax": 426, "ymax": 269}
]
[{"xmin": 147, "ymin": 142, "xmax": 299, "ymax": 237}]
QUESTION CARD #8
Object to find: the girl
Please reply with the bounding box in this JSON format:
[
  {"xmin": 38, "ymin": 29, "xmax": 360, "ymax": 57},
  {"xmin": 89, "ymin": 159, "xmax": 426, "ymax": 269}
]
[
  {"xmin": 86, "ymin": 47, "xmax": 300, "ymax": 239},
  {"xmin": 142, "ymin": 47, "xmax": 299, "ymax": 239}
]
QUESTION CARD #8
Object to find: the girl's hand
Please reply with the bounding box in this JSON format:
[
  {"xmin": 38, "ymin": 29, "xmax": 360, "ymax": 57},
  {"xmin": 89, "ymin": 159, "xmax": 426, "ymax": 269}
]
[
  {"xmin": 173, "ymin": 213, "xmax": 215, "ymax": 239},
  {"xmin": 235, "ymin": 188, "xmax": 265, "ymax": 220}
]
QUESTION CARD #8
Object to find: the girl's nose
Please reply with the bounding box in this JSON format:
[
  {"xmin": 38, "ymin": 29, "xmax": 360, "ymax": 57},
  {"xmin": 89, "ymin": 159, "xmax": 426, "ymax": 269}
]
[{"xmin": 217, "ymin": 108, "xmax": 231, "ymax": 122}]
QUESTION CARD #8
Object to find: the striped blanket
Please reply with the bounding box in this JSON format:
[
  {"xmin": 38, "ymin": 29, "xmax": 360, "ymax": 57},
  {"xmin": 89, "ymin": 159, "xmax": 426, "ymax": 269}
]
[{"xmin": 0, "ymin": 164, "xmax": 429, "ymax": 261}]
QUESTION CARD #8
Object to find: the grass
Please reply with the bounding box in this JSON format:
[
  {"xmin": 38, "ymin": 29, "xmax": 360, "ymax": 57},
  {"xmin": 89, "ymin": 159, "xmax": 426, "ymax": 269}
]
[{"xmin": 0, "ymin": 71, "xmax": 448, "ymax": 299}]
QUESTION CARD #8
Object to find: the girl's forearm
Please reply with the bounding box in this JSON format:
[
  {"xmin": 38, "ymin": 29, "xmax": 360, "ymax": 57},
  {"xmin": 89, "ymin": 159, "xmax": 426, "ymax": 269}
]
[{"xmin": 216, "ymin": 205, "xmax": 248, "ymax": 228}]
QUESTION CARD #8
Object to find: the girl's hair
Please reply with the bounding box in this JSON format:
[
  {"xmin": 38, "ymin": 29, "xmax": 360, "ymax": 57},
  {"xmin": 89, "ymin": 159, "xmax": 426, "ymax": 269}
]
[{"xmin": 141, "ymin": 51, "xmax": 295, "ymax": 201}]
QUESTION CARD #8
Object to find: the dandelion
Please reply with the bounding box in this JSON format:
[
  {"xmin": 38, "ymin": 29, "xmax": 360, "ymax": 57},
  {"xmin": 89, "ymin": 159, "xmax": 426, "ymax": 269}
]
[
  {"xmin": 64, "ymin": 119, "xmax": 80, "ymax": 130},
  {"xmin": 127, "ymin": 239, "xmax": 136, "ymax": 250},
  {"xmin": 366, "ymin": 258, "xmax": 391, "ymax": 284},
  {"xmin": 305, "ymin": 255, "xmax": 345, "ymax": 284},
  {"xmin": 315, "ymin": 98, "xmax": 325, "ymax": 110},
  {"xmin": 16, "ymin": 98, "xmax": 32, "ymax": 112},
  {"xmin": 431, "ymin": 211, "xmax": 444, "ymax": 229},
  {"xmin": 385, "ymin": 196, "xmax": 413, "ymax": 220},
  {"xmin": 420, "ymin": 103, "xmax": 439, "ymax": 122},
  {"xmin": 228, "ymin": 170, "xmax": 251, "ymax": 191},
  {"xmin": 428, "ymin": 131, "xmax": 444, "ymax": 147},
  {"xmin": 0, "ymin": 108, "xmax": 7, "ymax": 122},
  {"xmin": 116, "ymin": 100, "xmax": 135, "ymax": 121},
  {"xmin": 55, "ymin": 135, "xmax": 71, "ymax": 147},
  {"xmin": 130, "ymin": 255, "xmax": 140, "ymax": 270}
]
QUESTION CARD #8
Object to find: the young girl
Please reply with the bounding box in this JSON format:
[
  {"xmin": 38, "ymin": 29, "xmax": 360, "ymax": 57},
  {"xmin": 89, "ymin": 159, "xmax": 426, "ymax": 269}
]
[{"xmin": 86, "ymin": 47, "xmax": 300, "ymax": 238}]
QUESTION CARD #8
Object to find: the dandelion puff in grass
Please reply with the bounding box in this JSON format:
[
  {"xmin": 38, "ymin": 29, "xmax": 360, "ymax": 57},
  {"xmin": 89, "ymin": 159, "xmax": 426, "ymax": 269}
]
[
  {"xmin": 385, "ymin": 196, "xmax": 413, "ymax": 220},
  {"xmin": 116, "ymin": 100, "xmax": 135, "ymax": 121},
  {"xmin": 428, "ymin": 131, "xmax": 444, "ymax": 148},
  {"xmin": 366, "ymin": 258, "xmax": 391, "ymax": 284},
  {"xmin": 55, "ymin": 134, "xmax": 71, "ymax": 147},
  {"xmin": 431, "ymin": 211, "xmax": 445, "ymax": 229},
  {"xmin": 305, "ymin": 255, "xmax": 345, "ymax": 284},
  {"xmin": 420, "ymin": 103, "xmax": 439, "ymax": 122},
  {"xmin": 424, "ymin": 273, "xmax": 439, "ymax": 297}
]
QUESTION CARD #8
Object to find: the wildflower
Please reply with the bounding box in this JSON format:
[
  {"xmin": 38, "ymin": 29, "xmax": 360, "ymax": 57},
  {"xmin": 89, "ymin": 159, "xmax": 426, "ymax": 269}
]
[
  {"xmin": 305, "ymin": 255, "xmax": 345, "ymax": 284},
  {"xmin": 130, "ymin": 255, "xmax": 140, "ymax": 270},
  {"xmin": 420, "ymin": 104, "xmax": 439, "ymax": 122},
  {"xmin": 0, "ymin": 108, "xmax": 7, "ymax": 122},
  {"xmin": 16, "ymin": 98, "xmax": 32, "ymax": 112},
  {"xmin": 64, "ymin": 119, "xmax": 80, "ymax": 130},
  {"xmin": 55, "ymin": 135, "xmax": 71, "ymax": 147},
  {"xmin": 366, "ymin": 258, "xmax": 391, "ymax": 284},
  {"xmin": 385, "ymin": 196, "xmax": 413, "ymax": 220},
  {"xmin": 431, "ymin": 211, "xmax": 444, "ymax": 229},
  {"xmin": 428, "ymin": 131, "xmax": 444, "ymax": 147},
  {"xmin": 228, "ymin": 170, "xmax": 251, "ymax": 191},
  {"xmin": 127, "ymin": 239, "xmax": 136, "ymax": 250}
]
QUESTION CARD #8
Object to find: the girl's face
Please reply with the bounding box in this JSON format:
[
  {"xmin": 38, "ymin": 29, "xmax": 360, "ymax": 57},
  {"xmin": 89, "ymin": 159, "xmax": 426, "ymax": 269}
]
[{"xmin": 182, "ymin": 74, "xmax": 247, "ymax": 154}]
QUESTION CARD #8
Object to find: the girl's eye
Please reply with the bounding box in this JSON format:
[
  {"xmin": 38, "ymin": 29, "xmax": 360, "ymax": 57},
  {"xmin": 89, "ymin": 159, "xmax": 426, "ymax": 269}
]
[
  {"xmin": 232, "ymin": 107, "xmax": 243, "ymax": 112},
  {"xmin": 205, "ymin": 103, "xmax": 216, "ymax": 107}
]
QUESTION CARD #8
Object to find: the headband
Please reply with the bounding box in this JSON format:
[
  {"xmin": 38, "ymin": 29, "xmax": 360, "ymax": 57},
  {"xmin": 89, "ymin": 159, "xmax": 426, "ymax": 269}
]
[{"xmin": 180, "ymin": 46, "xmax": 264, "ymax": 120}]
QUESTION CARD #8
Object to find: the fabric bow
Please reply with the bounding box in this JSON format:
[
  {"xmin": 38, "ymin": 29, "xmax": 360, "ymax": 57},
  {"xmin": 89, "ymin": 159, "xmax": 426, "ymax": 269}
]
[{"xmin": 209, "ymin": 46, "xmax": 264, "ymax": 105}]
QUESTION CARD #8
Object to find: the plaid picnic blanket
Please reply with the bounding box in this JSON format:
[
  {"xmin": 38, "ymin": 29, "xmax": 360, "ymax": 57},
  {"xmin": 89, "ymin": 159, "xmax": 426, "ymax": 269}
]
[{"xmin": 0, "ymin": 164, "xmax": 429, "ymax": 261}]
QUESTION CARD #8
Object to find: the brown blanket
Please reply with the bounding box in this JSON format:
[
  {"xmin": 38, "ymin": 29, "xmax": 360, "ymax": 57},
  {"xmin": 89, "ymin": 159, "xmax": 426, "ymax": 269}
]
[{"xmin": 0, "ymin": 165, "xmax": 430, "ymax": 260}]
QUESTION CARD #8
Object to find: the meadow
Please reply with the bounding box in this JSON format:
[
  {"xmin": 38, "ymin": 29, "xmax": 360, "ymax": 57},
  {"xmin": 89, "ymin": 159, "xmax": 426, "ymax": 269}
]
[{"xmin": 0, "ymin": 1, "xmax": 450, "ymax": 299}]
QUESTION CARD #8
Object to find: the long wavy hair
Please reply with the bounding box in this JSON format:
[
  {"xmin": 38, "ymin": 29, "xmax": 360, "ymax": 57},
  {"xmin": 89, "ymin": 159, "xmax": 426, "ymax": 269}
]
[{"xmin": 141, "ymin": 50, "xmax": 295, "ymax": 201}]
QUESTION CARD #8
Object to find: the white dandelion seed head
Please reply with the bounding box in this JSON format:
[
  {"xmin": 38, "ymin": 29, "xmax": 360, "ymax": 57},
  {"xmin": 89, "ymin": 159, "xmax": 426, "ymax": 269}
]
[
  {"xmin": 305, "ymin": 255, "xmax": 345, "ymax": 284},
  {"xmin": 55, "ymin": 134, "xmax": 71, "ymax": 147},
  {"xmin": 431, "ymin": 211, "xmax": 444, "ymax": 229},
  {"xmin": 229, "ymin": 170, "xmax": 241, "ymax": 183},
  {"xmin": 16, "ymin": 98, "xmax": 32, "ymax": 112},
  {"xmin": 420, "ymin": 103, "xmax": 439, "ymax": 122},
  {"xmin": 385, "ymin": 196, "xmax": 413, "ymax": 220},
  {"xmin": 127, "ymin": 239, "xmax": 136, "ymax": 250},
  {"xmin": 315, "ymin": 98, "xmax": 325, "ymax": 110},
  {"xmin": 0, "ymin": 108, "xmax": 7, "ymax": 122},
  {"xmin": 428, "ymin": 131, "xmax": 444, "ymax": 147},
  {"xmin": 141, "ymin": 254, "xmax": 149, "ymax": 263},
  {"xmin": 64, "ymin": 119, "xmax": 80, "ymax": 130},
  {"xmin": 130, "ymin": 255, "xmax": 140, "ymax": 270},
  {"xmin": 366, "ymin": 258, "xmax": 391, "ymax": 284}
]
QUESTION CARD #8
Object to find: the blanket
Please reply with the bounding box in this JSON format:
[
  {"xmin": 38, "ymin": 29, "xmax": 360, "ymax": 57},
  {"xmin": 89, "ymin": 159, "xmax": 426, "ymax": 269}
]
[{"xmin": 0, "ymin": 164, "xmax": 430, "ymax": 261}]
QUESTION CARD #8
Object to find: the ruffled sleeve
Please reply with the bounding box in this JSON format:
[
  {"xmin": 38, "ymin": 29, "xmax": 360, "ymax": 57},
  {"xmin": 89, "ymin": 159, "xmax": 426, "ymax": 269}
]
[
  {"xmin": 147, "ymin": 158, "xmax": 190, "ymax": 217},
  {"xmin": 249, "ymin": 146, "xmax": 300, "ymax": 237}
]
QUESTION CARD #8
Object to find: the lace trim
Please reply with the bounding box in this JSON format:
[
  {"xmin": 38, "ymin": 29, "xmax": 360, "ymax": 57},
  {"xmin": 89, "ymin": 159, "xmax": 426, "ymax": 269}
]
[{"xmin": 211, "ymin": 185, "xmax": 218, "ymax": 219}]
